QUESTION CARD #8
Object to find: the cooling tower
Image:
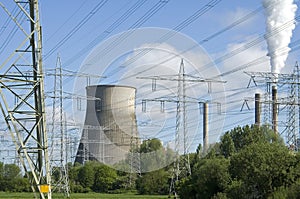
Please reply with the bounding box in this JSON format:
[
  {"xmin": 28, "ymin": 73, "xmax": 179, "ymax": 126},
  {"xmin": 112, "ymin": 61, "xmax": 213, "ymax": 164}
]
[{"xmin": 75, "ymin": 85, "xmax": 138, "ymax": 165}]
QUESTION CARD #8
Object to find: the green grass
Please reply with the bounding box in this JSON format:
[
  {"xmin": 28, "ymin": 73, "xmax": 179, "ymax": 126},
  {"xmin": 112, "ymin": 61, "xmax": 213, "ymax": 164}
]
[{"xmin": 0, "ymin": 192, "xmax": 169, "ymax": 199}]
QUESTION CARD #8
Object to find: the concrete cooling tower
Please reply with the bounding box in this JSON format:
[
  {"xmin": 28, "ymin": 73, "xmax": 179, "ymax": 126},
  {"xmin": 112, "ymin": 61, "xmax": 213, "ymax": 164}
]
[{"xmin": 75, "ymin": 85, "xmax": 138, "ymax": 165}]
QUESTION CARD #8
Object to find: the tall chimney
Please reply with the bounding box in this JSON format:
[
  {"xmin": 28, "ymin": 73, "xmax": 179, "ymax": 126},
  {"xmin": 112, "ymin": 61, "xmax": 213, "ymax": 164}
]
[
  {"xmin": 272, "ymin": 85, "xmax": 278, "ymax": 134},
  {"xmin": 255, "ymin": 93, "xmax": 261, "ymax": 126},
  {"xmin": 203, "ymin": 103, "xmax": 208, "ymax": 153}
]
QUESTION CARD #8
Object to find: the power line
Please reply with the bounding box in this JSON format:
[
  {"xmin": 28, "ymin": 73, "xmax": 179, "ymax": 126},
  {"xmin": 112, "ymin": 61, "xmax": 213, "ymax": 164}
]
[
  {"xmin": 122, "ymin": 0, "xmax": 224, "ymax": 67},
  {"xmin": 76, "ymin": 0, "xmax": 170, "ymax": 68},
  {"xmin": 44, "ymin": 0, "xmax": 108, "ymax": 59},
  {"xmin": 103, "ymin": 4, "xmax": 264, "ymax": 84},
  {"xmin": 44, "ymin": 2, "xmax": 87, "ymax": 43},
  {"xmin": 62, "ymin": 0, "xmax": 149, "ymax": 67}
]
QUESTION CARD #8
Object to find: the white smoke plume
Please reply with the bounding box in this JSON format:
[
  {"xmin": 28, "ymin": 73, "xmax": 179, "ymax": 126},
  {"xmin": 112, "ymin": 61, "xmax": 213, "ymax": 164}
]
[{"xmin": 262, "ymin": 0, "xmax": 298, "ymax": 74}]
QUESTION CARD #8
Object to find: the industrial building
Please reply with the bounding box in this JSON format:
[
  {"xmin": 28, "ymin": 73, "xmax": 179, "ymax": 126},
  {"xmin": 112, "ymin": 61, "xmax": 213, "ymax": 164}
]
[{"xmin": 75, "ymin": 85, "xmax": 139, "ymax": 165}]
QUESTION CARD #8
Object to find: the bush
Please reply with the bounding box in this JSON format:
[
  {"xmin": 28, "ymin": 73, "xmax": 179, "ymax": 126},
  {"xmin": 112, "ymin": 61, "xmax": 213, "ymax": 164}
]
[{"xmin": 71, "ymin": 184, "xmax": 84, "ymax": 193}]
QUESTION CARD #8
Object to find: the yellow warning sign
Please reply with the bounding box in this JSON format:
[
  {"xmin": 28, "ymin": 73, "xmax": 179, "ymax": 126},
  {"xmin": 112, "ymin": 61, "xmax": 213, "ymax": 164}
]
[{"xmin": 40, "ymin": 184, "xmax": 49, "ymax": 193}]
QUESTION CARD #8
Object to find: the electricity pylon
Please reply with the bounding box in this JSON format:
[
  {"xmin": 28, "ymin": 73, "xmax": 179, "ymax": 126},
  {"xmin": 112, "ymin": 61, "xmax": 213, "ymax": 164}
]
[
  {"xmin": 0, "ymin": 1, "xmax": 51, "ymax": 198},
  {"xmin": 245, "ymin": 64, "xmax": 300, "ymax": 151},
  {"xmin": 46, "ymin": 55, "xmax": 105, "ymax": 195},
  {"xmin": 138, "ymin": 59, "xmax": 225, "ymax": 197},
  {"xmin": 49, "ymin": 55, "xmax": 70, "ymax": 197}
]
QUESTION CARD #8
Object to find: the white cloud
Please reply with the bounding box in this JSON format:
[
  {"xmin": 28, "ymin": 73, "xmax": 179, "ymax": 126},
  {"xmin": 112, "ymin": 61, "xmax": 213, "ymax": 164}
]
[{"xmin": 221, "ymin": 7, "xmax": 259, "ymax": 29}]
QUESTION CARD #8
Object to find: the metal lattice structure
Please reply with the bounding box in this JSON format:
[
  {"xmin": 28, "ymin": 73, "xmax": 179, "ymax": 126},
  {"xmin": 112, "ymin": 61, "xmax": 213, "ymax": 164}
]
[
  {"xmin": 0, "ymin": 0, "xmax": 51, "ymax": 198},
  {"xmin": 138, "ymin": 59, "xmax": 225, "ymax": 196},
  {"xmin": 128, "ymin": 134, "xmax": 141, "ymax": 187},
  {"xmin": 49, "ymin": 56, "xmax": 70, "ymax": 197},
  {"xmin": 245, "ymin": 63, "xmax": 300, "ymax": 151}
]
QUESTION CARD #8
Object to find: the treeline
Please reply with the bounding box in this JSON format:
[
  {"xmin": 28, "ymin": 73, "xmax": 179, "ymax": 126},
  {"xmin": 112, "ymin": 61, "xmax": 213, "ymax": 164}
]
[
  {"xmin": 2, "ymin": 125, "xmax": 300, "ymax": 198},
  {"xmin": 66, "ymin": 138, "xmax": 172, "ymax": 194},
  {"xmin": 178, "ymin": 125, "xmax": 300, "ymax": 199},
  {"xmin": 0, "ymin": 138, "xmax": 172, "ymax": 194},
  {"xmin": 0, "ymin": 162, "xmax": 30, "ymax": 192},
  {"xmin": 66, "ymin": 160, "xmax": 170, "ymax": 194}
]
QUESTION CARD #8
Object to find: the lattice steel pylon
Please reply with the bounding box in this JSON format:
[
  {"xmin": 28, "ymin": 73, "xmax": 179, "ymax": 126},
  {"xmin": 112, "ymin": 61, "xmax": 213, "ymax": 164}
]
[
  {"xmin": 245, "ymin": 66, "xmax": 300, "ymax": 151},
  {"xmin": 128, "ymin": 122, "xmax": 141, "ymax": 187},
  {"xmin": 169, "ymin": 59, "xmax": 191, "ymax": 198},
  {"xmin": 49, "ymin": 55, "xmax": 70, "ymax": 197},
  {"xmin": 138, "ymin": 59, "xmax": 225, "ymax": 197},
  {"xmin": 287, "ymin": 62, "xmax": 300, "ymax": 151},
  {"xmin": 0, "ymin": 1, "xmax": 51, "ymax": 198}
]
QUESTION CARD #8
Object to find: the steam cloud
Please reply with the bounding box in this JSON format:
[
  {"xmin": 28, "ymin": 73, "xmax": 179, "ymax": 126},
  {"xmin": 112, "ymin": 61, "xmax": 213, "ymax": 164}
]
[{"xmin": 262, "ymin": 0, "xmax": 298, "ymax": 74}]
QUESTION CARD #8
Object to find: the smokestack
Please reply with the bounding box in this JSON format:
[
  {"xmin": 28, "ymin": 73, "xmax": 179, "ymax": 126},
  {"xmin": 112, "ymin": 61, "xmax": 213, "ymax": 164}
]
[
  {"xmin": 255, "ymin": 93, "xmax": 261, "ymax": 126},
  {"xmin": 203, "ymin": 103, "xmax": 208, "ymax": 153},
  {"xmin": 272, "ymin": 85, "xmax": 278, "ymax": 134}
]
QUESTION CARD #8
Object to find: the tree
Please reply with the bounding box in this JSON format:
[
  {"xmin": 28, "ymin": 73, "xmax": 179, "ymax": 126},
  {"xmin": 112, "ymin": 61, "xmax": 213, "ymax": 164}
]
[
  {"xmin": 136, "ymin": 169, "xmax": 169, "ymax": 195},
  {"xmin": 0, "ymin": 162, "xmax": 3, "ymax": 179},
  {"xmin": 136, "ymin": 138, "xmax": 172, "ymax": 194},
  {"xmin": 218, "ymin": 125, "xmax": 283, "ymax": 159},
  {"xmin": 178, "ymin": 157, "xmax": 231, "ymax": 199},
  {"xmin": 51, "ymin": 166, "xmax": 61, "ymax": 182},
  {"xmin": 178, "ymin": 125, "xmax": 297, "ymax": 198},
  {"xmin": 0, "ymin": 163, "xmax": 30, "ymax": 192},
  {"xmin": 68, "ymin": 162, "xmax": 84, "ymax": 193},
  {"xmin": 92, "ymin": 163, "xmax": 117, "ymax": 192},
  {"xmin": 77, "ymin": 162, "xmax": 95, "ymax": 191},
  {"xmin": 219, "ymin": 132, "xmax": 235, "ymax": 158},
  {"xmin": 287, "ymin": 180, "xmax": 300, "ymax": 199},
  {"xmin": 140, "ymin": 138, "xmax": 162, "ymax": 153},
  {"xmin": 3, "ymin": 163, "xmax": 21, "ymax": 179},
  {"xmin": 229, "ymin": 142, "xmax": 295, "ymax": 198},
  {"xmin": 139, "ymin": 138, "xmax": 175, "ymax": 172}
]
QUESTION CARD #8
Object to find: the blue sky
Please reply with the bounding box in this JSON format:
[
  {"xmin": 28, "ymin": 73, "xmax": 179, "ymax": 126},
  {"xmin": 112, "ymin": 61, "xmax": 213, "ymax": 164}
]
[
  {"xmin": 40, "ymin": 0, "xmax": 269, "ymax": 66},
  {"xmin": 1, "ymin": 0, "xmax": 300, "ymax": 159}
]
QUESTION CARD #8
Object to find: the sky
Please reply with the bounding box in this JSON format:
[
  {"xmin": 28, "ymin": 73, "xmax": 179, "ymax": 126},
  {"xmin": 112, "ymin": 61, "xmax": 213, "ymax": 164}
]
[{"xmin": 1, "ymin": 0, "xmax": 300, "ymax": 161}]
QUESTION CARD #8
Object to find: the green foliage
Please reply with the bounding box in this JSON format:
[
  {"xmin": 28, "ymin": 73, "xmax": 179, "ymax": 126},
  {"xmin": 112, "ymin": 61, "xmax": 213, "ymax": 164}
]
[
  {"xmin": 225, "ymin": 179, "xmax": 245, "ymax": 198},
  {"xmin": 140, "ymin": 138, "xmax": 162, "ymax": 153},
  {"xmin": 0, "ymin": 162, "xmax": 30, "ymax": 192},
  {"xmin": 78, "ymin": 162, "xmax": 95, "ymax": 190},
  {"xmin": 179, "ymin": 125, "xmax": 300, "ymax": 199},
  {"xmin": 220, "ymin": 125, "xmax": 283, "ymax": 156},
  {"xmin": 230, "ymin": 142, "xmax": 295, "ymax": 198},
  {"xmin": 0, "ymin": 162, "xmax": 3, "ymax": 180},
  {"xmin": 139, "ymin": 138, "xmax": 175, "ymax": 172},
  {"xmin": 211, "ymin": 192, "xmax": 228, "ymax": 199},
  {"xmin": 0, "ymin": 192, "xmax": 168, "ymax": 198},
  {"xmin": 67, "ymin": 138, "xmax": 174, "ymax": 194},
  {"xmin": 3, "ymin": 164, "xmax": 21, "ymax": 180},
  {"xmin": 219, "ymin": 132, "xmax": 235, "ymax": 158},
  {"xmin": 178, "ymin": 156, "xmax": 231, "ymax": 199},
  {"xmin": 69, "ymin": 161, "xmax": 118, "ymax": 193},
  {"xmin": 286, "ymin": 179, "xmax": 300, "ymax": 199},
  {"xmin": 51, "ymin": 166, "xmax": 60, "ymax": 182},
  {"xmin": 136, "ymin": 169, "xmax": 169, "ymax": 195},
  {"xmin": 268, "ymin": 186, "xmax": 288, "ymax": 199},
  {"xmin": 2, "ymin": 128, "xmax": 300, "ymax": 198},
  {"xmin": 93, "ymin": 163, "xmax": 117, "ymax": 192}
]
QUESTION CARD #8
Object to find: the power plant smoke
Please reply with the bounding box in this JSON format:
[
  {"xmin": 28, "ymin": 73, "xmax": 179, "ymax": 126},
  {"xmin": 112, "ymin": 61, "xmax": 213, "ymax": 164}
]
[{"xmin": 262, "ymin": 0, "xmax": 298, "ymax": 74}]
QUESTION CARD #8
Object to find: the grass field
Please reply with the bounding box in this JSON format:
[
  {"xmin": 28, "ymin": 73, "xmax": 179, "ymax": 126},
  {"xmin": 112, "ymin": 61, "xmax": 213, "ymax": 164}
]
[{"xmin": 0, "ymin": 192, "xmax": 169, "ymax": 199}]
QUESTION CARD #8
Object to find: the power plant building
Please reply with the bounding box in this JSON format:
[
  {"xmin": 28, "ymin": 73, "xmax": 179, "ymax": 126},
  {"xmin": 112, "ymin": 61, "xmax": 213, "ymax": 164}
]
[{"xmin": 75, "ymin": 85, "xmax": 138, "ymax": 165}]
